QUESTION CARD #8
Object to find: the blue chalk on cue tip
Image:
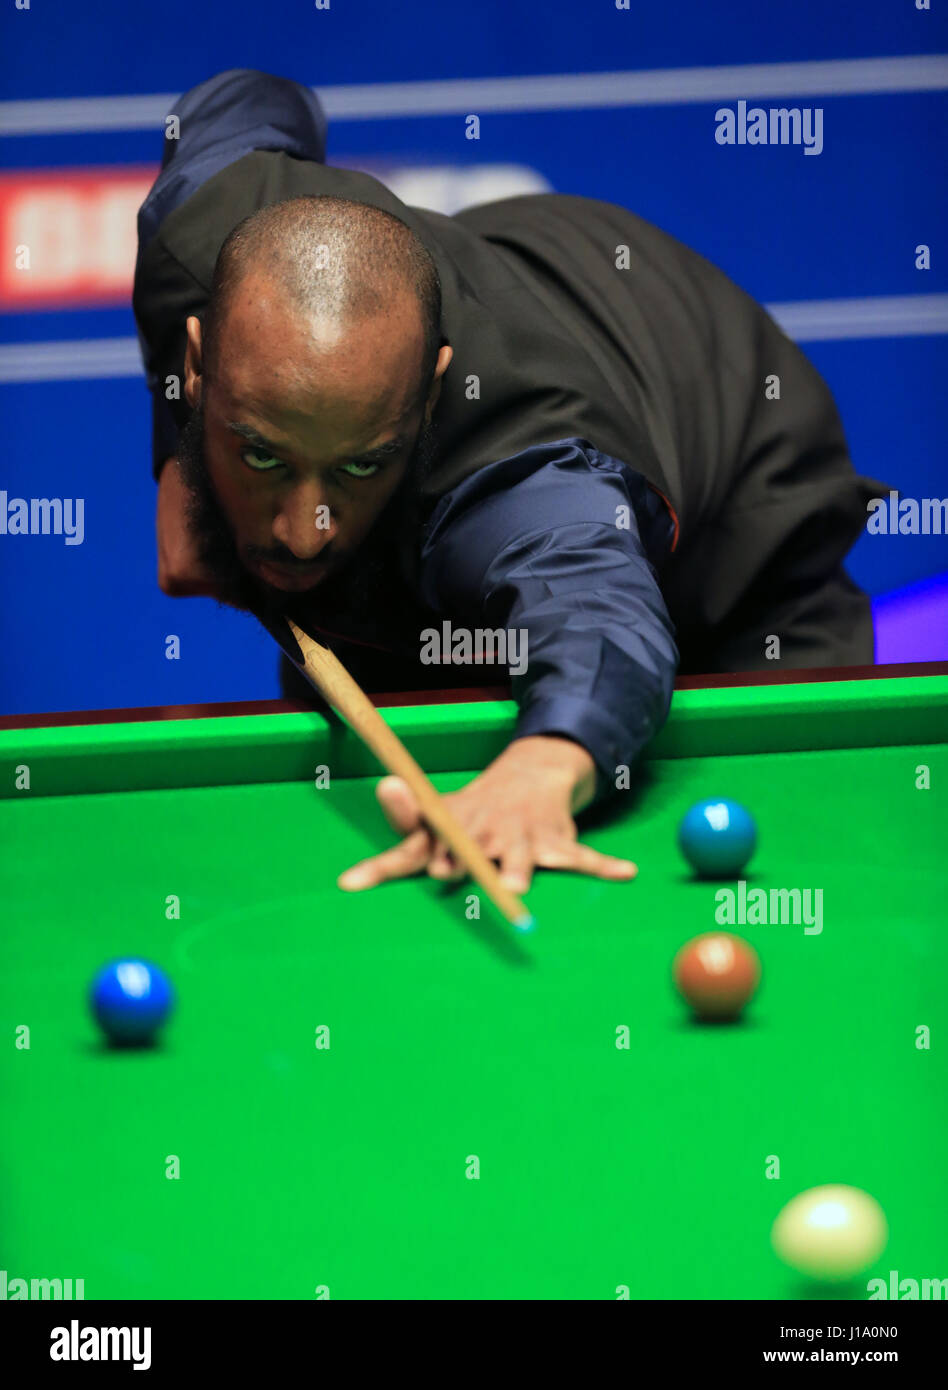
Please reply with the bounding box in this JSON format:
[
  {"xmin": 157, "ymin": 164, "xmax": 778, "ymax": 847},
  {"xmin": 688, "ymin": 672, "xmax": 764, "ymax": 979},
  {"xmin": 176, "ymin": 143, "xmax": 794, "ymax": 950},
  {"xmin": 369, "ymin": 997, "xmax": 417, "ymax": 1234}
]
[{"xmin": 515, "ymin": 914, "xmax": 537, "ymax": 933}]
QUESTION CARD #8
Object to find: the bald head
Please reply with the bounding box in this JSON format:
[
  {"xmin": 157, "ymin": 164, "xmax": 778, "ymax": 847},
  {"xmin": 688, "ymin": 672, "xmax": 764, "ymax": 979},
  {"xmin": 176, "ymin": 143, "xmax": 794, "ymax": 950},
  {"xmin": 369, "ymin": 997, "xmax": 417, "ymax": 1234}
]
[{"xmin": 202, "ymin": 194, "xmax": 442, "ymax": 401}]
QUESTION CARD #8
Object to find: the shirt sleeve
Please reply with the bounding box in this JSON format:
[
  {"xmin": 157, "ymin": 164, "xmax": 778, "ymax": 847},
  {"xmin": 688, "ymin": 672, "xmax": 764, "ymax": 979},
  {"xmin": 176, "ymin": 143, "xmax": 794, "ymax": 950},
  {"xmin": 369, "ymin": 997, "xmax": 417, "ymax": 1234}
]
[{"xmin": 419, "ymin": 439, "xmax": 680, "ymax": 800}]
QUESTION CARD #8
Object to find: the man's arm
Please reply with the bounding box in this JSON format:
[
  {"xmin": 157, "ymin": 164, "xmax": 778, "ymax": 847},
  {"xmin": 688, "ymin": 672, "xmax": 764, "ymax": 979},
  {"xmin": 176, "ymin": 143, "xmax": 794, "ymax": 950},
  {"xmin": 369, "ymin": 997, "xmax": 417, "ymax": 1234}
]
[
  {"xmin": 420, "ymin": 440, "xmax": 680, "ymax": 797},
  {"xmin": 339, "ymin": 440, "xmax": 678, "ymax": 894}
]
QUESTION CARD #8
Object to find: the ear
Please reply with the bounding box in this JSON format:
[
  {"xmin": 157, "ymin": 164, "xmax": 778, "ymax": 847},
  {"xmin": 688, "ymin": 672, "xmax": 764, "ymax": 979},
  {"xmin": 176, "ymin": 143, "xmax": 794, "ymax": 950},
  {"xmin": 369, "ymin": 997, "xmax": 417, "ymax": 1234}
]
[
  {"xmin": 184, "ymin": 316, "xmax": 204, "ymax": 409},
  {"xmin": 425, "ymin": 342, "xmax": 453, "ymax": 416}
]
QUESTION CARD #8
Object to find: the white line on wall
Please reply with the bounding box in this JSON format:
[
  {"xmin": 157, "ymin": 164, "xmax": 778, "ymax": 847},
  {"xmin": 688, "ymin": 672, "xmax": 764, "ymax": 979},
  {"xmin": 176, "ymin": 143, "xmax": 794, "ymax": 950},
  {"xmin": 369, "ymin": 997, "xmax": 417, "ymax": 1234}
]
[
  {"xmin": 1, "ymin": 295, "xmax": 946, "ymax": 384},
  {"xmin": 1, "ymin": 56, "xmax": 947, "ymax": 135}
]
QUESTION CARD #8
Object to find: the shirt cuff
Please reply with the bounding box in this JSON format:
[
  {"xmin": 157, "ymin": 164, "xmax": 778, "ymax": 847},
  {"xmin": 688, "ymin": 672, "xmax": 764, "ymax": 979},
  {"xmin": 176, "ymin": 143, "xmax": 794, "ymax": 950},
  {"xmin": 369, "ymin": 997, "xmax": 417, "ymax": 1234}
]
[{"xmin": 511, "ymin": 692, "xmax": 641, "ymax": 804}]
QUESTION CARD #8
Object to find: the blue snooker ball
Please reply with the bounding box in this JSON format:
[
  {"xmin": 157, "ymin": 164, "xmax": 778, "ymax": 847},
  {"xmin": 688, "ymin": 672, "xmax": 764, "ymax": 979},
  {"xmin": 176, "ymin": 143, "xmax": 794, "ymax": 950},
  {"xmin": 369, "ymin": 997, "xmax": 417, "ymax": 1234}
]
[
  {"xmin": 678, "ymin": 799, "xmax": 757, "ymax": 878},
  {"xmin": 90, "ymin": 959, "xmax": 173, "ymax": 1045}
]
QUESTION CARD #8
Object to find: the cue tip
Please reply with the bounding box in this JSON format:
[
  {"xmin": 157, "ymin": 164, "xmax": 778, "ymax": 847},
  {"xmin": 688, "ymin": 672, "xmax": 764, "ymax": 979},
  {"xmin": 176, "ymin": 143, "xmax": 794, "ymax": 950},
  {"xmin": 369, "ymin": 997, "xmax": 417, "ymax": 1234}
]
[{"xmin": 515, "ymin": 913, "xmax": 537, "ymax": 934}]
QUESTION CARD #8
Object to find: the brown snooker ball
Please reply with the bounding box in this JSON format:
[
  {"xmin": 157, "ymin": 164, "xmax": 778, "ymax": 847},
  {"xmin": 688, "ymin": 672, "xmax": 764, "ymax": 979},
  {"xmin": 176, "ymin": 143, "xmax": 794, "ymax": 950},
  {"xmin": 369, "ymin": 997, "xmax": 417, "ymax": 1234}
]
[{"xmin": 672, "ymin": 932, "xmax": 761, "ymax": 1020}]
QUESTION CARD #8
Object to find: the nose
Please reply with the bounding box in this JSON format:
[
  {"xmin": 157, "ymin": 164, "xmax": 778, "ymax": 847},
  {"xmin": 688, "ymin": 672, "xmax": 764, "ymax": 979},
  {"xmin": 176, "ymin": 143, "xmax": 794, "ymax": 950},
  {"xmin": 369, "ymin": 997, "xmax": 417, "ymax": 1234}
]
[{"xmin": 271, "ymin": 480, "xmax": 336, "ymax": 560}]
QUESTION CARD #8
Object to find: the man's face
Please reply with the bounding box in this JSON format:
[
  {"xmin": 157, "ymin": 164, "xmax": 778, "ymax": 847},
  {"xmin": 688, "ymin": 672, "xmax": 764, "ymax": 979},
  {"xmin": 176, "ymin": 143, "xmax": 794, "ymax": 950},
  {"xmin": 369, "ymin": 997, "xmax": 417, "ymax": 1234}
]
[{"xmin": 179, "ymin": 275, "xmax": 445, "ymax": 622}]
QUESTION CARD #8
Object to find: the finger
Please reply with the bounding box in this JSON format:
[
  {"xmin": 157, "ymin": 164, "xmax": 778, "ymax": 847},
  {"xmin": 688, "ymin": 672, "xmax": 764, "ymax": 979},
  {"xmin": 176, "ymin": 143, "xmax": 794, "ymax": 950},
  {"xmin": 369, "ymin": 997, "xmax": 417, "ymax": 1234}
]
[
  {"xmin": 338, "ymin": 827, "xmax": 432, "ymax": 890},
  {"xmin": 375, "ymin": 776, "xmax": 423, "ymax": 836},
  {"xmin": 427, "ymin": 846, "xmax": 465, "ymax": 881},
  {"xmin": 427, "ymin": 823, "xmax": 500, "ymax": 882},
  {"xmin": 425, "ymin": 827, "xmax": 465, "ymax": 879},
  {"xmin": 498, "ymin": 840, "xmax": 534, "ymax": 895},
  {"xmin": 536, "ymin": 841, "xmax": 638, "ymax": 880}
]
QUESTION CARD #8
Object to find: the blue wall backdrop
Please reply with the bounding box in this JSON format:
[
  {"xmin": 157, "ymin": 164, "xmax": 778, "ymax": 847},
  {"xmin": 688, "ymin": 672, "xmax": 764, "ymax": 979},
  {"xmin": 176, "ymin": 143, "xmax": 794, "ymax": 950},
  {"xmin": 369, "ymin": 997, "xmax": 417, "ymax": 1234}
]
[{"xmin": 1, "ymin": 1, "xmax": 946, "ymax": 713}]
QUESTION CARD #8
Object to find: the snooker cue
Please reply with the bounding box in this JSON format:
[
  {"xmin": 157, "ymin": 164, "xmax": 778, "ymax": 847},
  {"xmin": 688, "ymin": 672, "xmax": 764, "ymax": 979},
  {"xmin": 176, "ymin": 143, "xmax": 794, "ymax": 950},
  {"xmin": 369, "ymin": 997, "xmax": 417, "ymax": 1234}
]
[{"xmin": 283, "ymin": 617, "xmax": 535, "ymax": 932}]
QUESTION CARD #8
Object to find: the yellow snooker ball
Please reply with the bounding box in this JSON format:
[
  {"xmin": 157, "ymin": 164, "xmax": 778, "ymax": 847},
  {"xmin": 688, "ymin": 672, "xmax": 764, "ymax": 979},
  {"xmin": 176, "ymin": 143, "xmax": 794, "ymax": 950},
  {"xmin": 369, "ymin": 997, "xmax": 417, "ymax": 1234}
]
[{"xmin": 771, "ymin": 1185, "xmax": 888, "ymax": 1281}]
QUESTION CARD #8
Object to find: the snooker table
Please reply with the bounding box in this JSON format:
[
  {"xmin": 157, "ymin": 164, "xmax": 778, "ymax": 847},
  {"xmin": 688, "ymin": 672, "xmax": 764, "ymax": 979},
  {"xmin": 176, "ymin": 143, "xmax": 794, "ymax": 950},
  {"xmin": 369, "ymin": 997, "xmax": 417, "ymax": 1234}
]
[{"xmin": 2, "ymin": 663, "xmax": 946, "ymax": 1302}]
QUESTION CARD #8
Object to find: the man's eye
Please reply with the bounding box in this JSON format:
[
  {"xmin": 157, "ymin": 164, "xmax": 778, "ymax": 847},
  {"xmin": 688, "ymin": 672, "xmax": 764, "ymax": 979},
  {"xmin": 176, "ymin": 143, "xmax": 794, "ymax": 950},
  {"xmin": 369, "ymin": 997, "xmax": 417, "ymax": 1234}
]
[
  {"xmin": 339, "ymin": 460, "xmax": 381, "ymax": 479},
  {"xmin": 242, "ymin": 448, "xmax": 282, "ymax": 471}
]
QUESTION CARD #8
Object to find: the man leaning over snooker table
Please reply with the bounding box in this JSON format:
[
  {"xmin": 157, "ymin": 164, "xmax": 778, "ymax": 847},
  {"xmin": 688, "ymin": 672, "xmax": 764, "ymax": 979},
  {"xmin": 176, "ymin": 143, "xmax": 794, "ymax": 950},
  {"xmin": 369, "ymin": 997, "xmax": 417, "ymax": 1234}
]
[{"xmin": 134, "ymin": 69, "xmax": 883, "ymax": 899}]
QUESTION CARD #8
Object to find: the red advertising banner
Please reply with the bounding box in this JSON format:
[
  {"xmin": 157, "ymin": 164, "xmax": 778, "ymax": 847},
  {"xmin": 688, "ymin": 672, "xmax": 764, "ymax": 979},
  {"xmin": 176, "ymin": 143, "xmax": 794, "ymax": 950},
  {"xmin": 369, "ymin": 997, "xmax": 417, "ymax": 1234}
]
[{"xmin": 0, "ymin": 167, "xmax": 157, "ymax": 310}]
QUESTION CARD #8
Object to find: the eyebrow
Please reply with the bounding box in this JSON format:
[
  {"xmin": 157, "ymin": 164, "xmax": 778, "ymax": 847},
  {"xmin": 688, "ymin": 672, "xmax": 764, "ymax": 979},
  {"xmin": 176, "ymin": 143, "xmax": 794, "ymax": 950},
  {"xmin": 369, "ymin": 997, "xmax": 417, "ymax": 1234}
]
[{"xmin": 225, "ymin": 421, "xmax": 412, "ymax": 465}]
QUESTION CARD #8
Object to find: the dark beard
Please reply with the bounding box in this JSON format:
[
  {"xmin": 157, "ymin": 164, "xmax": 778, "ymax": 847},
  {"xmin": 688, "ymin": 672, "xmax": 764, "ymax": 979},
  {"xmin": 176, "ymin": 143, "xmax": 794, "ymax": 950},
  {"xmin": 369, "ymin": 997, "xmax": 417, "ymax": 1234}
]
[{"xmin": 176, "ymin": 402, "xmax": 438, "ymax": 633}]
